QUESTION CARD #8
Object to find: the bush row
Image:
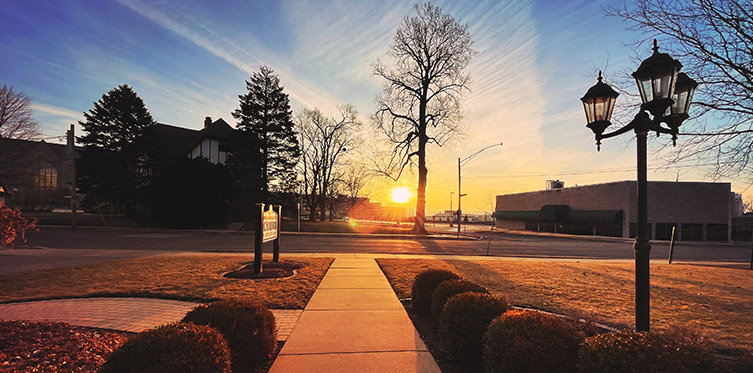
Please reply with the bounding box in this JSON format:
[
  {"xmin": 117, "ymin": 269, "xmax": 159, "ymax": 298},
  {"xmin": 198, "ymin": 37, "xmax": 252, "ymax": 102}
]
[
  {"xmin": 101, "ymin": 300, "xmax": 276, "ymax": 373},
  {"xmin": 410, "ymin": 268, "xmax": 746, "ymax": 373}
]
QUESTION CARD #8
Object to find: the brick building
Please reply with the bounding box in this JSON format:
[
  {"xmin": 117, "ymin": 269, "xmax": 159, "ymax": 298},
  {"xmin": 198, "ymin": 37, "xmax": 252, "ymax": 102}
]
[{"xmin": 493, "ymin": 181, "xmax": 733, "ymax": 241}]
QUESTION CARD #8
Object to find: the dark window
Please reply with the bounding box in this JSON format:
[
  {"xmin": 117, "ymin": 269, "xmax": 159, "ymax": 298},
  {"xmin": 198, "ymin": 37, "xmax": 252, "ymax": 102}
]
[
  {"xmin": 629, "ymin": 223, "xmax": 653, "ymax": 239},
  {"xmin": 524, "ymin": 220, "xmax": 537, "ymax": 231},
  {"xmin": 706, "ymin": 224, "xmax": 728, "ymax": 241},
  {"xmin": 655, "ymin": 223, "xmax": 678, "ymax": 241},
  {"xmin": 681, "ymin": 223, "xmax": 703, "ymax": 241}
]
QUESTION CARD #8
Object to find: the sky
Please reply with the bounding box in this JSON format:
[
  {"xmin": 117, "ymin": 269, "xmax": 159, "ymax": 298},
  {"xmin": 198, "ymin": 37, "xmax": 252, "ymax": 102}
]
[{"xmin": 1, "ymin": 0, "xmax": 750, "ymax": 214}]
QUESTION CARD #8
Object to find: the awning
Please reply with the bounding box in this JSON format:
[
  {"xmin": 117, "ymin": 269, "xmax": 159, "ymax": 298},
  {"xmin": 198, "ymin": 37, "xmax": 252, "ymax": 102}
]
[{"xmin": 568, "ymin": 210, "xmax": 623, "ymax": 224}]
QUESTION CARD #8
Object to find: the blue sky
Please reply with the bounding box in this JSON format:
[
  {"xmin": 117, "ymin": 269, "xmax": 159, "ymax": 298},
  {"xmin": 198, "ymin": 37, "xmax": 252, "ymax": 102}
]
[{"xmin": 1, "ymin": 0, "xmax": 749, "ymax": 212}]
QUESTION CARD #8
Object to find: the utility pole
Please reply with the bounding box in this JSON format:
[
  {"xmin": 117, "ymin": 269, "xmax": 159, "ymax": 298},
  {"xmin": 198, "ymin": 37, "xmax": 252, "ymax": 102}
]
[{"xmin": 66, "ymin": 124, "xmax": 77, "ymax": 229}]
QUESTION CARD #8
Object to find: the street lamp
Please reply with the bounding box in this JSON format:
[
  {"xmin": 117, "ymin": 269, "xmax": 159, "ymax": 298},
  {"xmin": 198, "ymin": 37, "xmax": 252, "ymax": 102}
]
[
  {"xmin": 581, "ymin": 39, "xmax": 698, "ymax": 332},
  {"xmin": 457, "ymin": 142, "xmax": 503, "ymax": 236}
]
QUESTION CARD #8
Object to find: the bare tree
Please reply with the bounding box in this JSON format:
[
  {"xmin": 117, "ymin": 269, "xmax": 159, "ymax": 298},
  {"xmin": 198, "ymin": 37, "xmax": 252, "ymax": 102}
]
[
  {"xmin": 0, "ymin": 85, "xmax": 40, "ymax": 140},
  {"xmin": 606, "ymin": 0, "xmax": 753, "ymax": 179},
  {"xmin": 373, "ymin": 3, "xmax": 475, "ymax": 234},
  {"xmin": 743, "ymin": 195, "xmax": 753, "ymax": 214},
  {"xmin": 0, "ymin": 85, "xmax": 42, "ymax": 191},
  {"xmin": 297, "ymin": 105, "xmax": 361, "ymax": 221}
]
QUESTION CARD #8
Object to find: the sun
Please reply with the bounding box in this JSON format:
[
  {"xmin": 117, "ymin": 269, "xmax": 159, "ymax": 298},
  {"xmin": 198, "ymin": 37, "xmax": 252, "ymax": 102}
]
[{"xmin": 391, "ymin": 187, "xmax": 412, "ymax": 203}]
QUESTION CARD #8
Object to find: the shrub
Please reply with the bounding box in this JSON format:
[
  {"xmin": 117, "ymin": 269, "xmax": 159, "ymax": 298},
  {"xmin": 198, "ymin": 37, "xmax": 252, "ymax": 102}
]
[
  {"xmin": 182, "ymin": 300, "xmax": 277, "ymax": 372},
  {"xmin": 100, "ymin": 322, "xmax": 231, "ymax": 373},
  {"xmin": 577, "ymin": 329, "xmax": 713, "ymax": 373},
  {"xmin": 0, "ymin": 205, "xmax": 37, "ymax": 249},
  {"xmin": 431, "ymin": 278, "xmax": 488, "ymax": 319},
  {"xmin": 439, "ymin": 292, "xmax": 508, "ymax": 362},
  {"xmin": 729, "ymin": 354, "xmax": 753, "ymax": 373},
  {"xmin": 411, "ymin": 269, "xmax": 460, "ymax": 315},
  {"xmin": 483, "ymin": 309, "xmax": 583, "ymax": 373}
]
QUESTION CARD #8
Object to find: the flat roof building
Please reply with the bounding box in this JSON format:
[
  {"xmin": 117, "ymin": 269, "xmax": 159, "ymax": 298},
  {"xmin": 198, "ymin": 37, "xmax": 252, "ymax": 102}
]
[{"xmin": 493, "ymin": 181, "xmax": 733, "ymax": 241}]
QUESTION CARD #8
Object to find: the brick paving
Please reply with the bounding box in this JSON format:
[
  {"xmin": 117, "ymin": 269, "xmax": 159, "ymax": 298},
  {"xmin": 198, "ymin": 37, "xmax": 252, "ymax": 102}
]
[{"xmin": 0, "ymin": 297, "xmax": 302, "ymax": 341}]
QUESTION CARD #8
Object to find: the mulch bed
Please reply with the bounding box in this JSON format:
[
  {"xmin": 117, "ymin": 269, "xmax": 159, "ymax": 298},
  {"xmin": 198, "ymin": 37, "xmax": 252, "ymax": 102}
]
[
  {"xmin": 223, "ymin": 260, "xmax": 306, "ymax": 279},
  {"xmin": 0, "ymin": 320, "xmax": 132, "ymax": 372}
]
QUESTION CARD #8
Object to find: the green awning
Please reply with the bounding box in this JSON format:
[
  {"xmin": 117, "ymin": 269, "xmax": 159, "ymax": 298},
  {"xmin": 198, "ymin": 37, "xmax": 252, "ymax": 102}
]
[
  {"xmin": 493, "ymin": 211, "xmax": 540, "ymax": 220},
  {"xmin": 565, "ymin": 210, "xmax": 623, "ymax": 224},
  {"xmin": 539, "ymin": 205, "xmax": 570, "ymax": 221}
]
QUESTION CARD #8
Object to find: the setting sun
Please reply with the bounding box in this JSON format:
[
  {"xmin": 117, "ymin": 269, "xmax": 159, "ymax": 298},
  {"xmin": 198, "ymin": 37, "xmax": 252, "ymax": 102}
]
[{"xmin": 390, "ymin": 187, "xmax": 411, "ymax": 203}]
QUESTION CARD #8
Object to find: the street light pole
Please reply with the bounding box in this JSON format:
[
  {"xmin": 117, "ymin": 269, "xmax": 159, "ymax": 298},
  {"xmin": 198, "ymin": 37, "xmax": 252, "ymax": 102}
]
[
  {"xmin": 581, "ymin": 40, "xmax": 698, "ymax": 332},
  {"xmin": 457, "ymin": 142, "xmax": 503, "ymax": 236}
]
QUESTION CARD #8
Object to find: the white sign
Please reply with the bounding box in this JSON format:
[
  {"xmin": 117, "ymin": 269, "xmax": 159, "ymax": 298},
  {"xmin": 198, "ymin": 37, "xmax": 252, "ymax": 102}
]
[{"xmin": 262, "ymin": 209, "xmax": 278, "ymax": 243}]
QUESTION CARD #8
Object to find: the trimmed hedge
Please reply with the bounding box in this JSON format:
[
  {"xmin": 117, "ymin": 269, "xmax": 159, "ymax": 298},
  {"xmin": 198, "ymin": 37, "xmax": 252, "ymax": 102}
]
[
  {"xmin": 101, "ymin": 323, "xmax": 231, "ymax": 373},
  {"xmin": 182, "ymin": 300, "xmax": 277, "ymax": 372},
  {"xmin": 431, "ymin": 279, "xmax": 488, "ymax": 320},
  {"xmin": 577, "ymin": 330, "xmax": 713, "ymax": 373},
  {"xmin": 439, "ymin": 292, "xmax": 508, "ymax": 362},
  {"xmin": 411, "ymin": 269, "xmax": 460, "ymax": 315},
  {"xmin": 483, "ymin": 309, "xmax": 583, "ymax": 373}
]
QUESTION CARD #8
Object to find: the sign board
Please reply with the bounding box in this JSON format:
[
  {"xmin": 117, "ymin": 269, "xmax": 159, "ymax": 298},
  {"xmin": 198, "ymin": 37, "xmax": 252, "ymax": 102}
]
[{"xmin": 262, "ymin": 209, "xmax": 278, "ymax": 243}]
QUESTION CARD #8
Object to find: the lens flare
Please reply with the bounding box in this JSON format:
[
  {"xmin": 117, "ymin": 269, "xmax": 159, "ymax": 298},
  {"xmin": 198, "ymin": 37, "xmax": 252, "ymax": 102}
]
[{"xmin": 391, "ymin": 187, "xmax": 411, "ymax": 203}]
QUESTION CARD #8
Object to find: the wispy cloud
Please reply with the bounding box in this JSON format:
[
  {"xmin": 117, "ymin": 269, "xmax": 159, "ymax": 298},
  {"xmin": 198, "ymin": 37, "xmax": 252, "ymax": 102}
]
[
  {"xmin": 32, "ymin": 102, "xmax": 82, "ymax": 121},
  {"xmin": 117, "ymin": 0, "xmax": 343, "ymax": 113}
]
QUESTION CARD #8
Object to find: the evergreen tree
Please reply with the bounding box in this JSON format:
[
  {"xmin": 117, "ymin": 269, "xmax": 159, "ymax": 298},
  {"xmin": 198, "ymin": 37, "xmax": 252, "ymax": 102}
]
[
  {"xmin": 233, "ymin": 66, "xmax": 300, "ymax": 196},
  {"xmin": 77, "ymin": 84, "xmax": 155, "ymax": 215}
]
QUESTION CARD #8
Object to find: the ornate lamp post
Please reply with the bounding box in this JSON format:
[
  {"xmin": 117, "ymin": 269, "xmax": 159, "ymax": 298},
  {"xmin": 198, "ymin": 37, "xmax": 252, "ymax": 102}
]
[{"xmin": 580, "ymin": 40, "xmax": 698, "ymax": 332}]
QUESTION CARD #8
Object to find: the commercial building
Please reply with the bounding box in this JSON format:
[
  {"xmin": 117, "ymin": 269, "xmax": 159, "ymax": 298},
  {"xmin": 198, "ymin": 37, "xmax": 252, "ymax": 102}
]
[{"xmin": 493, "ymin": 181, "xmax": 734, "ymax": 241}]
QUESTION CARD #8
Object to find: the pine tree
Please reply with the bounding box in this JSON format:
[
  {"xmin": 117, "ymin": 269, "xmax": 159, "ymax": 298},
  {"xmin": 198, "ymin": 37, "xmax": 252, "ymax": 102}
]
[
  {"xmin": 77, "ymin": 84, "xmax": 155, "ymax": 215},
  {"xmin": 232, "ymin": 66, "xmax": 300, "ymax": 196}
]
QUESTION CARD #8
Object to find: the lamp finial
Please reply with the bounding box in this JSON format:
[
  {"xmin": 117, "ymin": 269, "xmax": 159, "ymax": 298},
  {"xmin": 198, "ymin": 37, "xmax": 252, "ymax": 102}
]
[
  {"xmin": 597, "ymin": 70, "xmax": 603, "ymax": 83},
  {"xmin": 652, "ymin": 39, "xmax": 659, "ymax": 54}
]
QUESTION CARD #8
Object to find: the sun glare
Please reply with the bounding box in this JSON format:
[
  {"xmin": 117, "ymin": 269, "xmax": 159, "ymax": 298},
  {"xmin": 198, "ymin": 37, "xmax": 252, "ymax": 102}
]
[{"xmin": 391, "ymin": 187, "xmax": 411, "ymax": 203}]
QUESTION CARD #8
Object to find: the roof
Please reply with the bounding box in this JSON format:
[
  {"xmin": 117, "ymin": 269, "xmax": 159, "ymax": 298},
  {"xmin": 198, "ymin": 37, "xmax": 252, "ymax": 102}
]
[
  {"xmin": 150, "ymin": 123, "xmax": 200, "ymax": 159},
  {"xmin": 0, "ymin": 137, "xmax": 72, "ymax": 161}
]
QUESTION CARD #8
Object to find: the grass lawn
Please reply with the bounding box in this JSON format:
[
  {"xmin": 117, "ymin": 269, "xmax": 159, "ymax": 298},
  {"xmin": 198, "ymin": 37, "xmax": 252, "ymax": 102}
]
[
  {"xmin": 377, "ymin": 258, "xmax": 753, "ymax": 355},
  {"xmin": 0, "ymin": 255, "xmax": 333, "ymax": 309}
]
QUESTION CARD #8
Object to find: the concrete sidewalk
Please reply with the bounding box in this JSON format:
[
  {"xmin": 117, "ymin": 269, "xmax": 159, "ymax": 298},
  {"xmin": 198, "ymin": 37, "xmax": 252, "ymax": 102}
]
[{"xmin": 270, "ymin": 258, "xmax": 440, "ymax": 373}]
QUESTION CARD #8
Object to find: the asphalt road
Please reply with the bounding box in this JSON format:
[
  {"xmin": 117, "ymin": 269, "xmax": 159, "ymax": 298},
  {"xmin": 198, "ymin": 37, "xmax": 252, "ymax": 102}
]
[{"xmin": 2, "ymin": 226, "xmax": 750, "ymax": 275}]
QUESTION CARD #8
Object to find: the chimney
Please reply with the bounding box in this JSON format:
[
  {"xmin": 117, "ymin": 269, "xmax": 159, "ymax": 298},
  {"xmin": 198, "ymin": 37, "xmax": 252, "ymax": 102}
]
[{"xmin": 204, "ymin": 116, "xmax": 212, "ymax": 128}]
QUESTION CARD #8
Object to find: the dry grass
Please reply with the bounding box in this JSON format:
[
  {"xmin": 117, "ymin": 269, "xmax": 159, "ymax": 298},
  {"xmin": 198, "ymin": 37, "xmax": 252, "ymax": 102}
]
[
  {"xmin": 0, "ymin": 255, "xmax": 333, "ymax": 309},
  {"xmin": 377, "ymin": 258, "xmax": 753, "ymax": 355}
]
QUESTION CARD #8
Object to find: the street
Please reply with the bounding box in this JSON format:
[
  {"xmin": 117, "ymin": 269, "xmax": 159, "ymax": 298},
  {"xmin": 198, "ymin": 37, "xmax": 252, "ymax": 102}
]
[{"xmin": 1, "ymin": 226, "xmax": 749, "ymax": 275}]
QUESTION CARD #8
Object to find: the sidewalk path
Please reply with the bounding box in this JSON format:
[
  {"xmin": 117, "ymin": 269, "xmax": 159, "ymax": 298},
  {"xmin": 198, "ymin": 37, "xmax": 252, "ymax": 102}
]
[
  {"xmin": 270, "ymin": 258, "xmax": 440, "ymax": 373},
  {"xmin": 0, "ymin": 297, "xmax": 302, "ymax": 341}
]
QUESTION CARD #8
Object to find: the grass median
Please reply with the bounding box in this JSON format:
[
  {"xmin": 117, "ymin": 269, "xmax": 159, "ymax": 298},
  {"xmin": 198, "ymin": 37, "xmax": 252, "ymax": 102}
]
[
  {"xmin": 0, "ymin": 254, "xmax": 333, "ymax": 309},
  {"xmin": 377, "ymin": 258, "xmax": 753, "ymax": 355}
]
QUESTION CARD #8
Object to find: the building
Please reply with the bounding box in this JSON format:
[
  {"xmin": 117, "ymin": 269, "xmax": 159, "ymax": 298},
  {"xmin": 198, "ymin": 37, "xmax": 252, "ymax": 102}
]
[
  {"xmin": 493, "ymin": 181, "xmax": 734, "ymax": 241},
  {"xmin": 152, "ymin": 117, "xmax": 238, "ymax": 165},
  {"xmin": 0, "ymin": 116, "xmax": 237, "ymax": 210},
  {"xmin": 0, "ymin": 138, "xmax": 74, "ymax": 210}
]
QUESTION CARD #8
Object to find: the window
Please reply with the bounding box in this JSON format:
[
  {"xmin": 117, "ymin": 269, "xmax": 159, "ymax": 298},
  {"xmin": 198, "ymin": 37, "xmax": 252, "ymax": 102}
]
[
  {"xmin": 34, "ymin": 163, "xmax": 57, "ymax": 190},
  {"xmin": 655, "ymin": 223, "xmax": 677, "ymax": 241},
  {"xmin": 706, "ymin": 224, "xmax": 728, "ymax": 241},
  {"xmin": 680, "ymin": 223, "xmax": 703, "ymax": 241}
]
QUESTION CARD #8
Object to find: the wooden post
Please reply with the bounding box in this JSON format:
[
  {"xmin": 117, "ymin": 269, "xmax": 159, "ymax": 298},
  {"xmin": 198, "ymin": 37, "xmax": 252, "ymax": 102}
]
[
  {"xmin": 254, "ymin": 203, "xmax": 264, "ymax": 273},
  {"xmin": 668, "ymin": 225, "xmax": 676, "ymax": 264},
  {"xmin": 273, "ymin": 205, "xmax": 281, "ymax": 262}
]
